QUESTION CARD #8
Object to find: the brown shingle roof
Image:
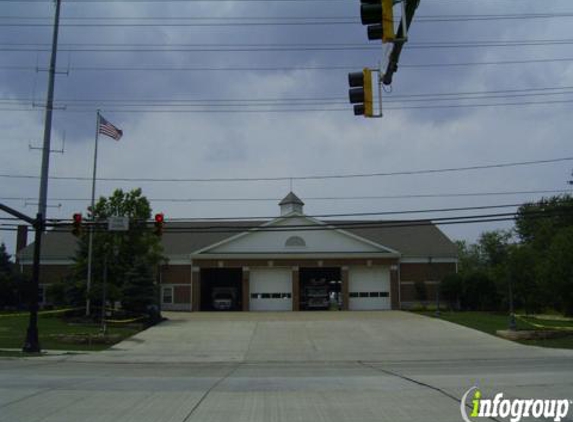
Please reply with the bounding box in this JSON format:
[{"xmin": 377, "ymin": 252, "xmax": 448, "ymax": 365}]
[{"xmin": 18, "ymin": 218, "xmax": 457, "ymax": 262}]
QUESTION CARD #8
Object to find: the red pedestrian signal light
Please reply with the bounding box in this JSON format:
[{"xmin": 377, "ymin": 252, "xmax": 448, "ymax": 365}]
[
  {"xmin": 72, "ymin": 213, "xmax": 82, "ymax": 237},
  {"xmin": 154, "ymin": 213, "xmax": 164, "ymax": 236}
]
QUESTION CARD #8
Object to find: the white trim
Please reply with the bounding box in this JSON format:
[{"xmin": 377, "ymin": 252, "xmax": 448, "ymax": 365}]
[
  {"xmin": 192, "ymin": 212, "xmax": 402, "ymax": 256},
  {"xmin": 162, "ymin": 303, "xmax": 192, "ymax": 311},
  {"xmin": 163, "ymin": 258, "xmax": 191, "ymax": 265},
  {"xmin": 191, "ymin": 252, "xmax": 399, "ymax": 260},
  {"xmin": 20, "ymin": 259, "xmax": 73, "ymax": 266},
  {"xmin": 400, "ymin": 257, "xmax": 458, "ymax": 264},
  {"xmin": 161, "ymin": 286, "xmax": 174, "ymax": 304},
  {"xmin": 160, "ymin": 283, "xmax": 190, "ymax": 287}
]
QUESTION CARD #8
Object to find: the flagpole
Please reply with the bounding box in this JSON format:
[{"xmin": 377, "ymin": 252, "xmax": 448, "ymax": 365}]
[{"xmin": 86, "ymin": 110, "xmax": 100, "ymax": 316}]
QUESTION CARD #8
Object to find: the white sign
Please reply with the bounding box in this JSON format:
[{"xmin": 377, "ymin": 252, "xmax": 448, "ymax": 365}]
[{"xmin": 107, "ymin": 216, "xmax": 129, "ymax": 232}]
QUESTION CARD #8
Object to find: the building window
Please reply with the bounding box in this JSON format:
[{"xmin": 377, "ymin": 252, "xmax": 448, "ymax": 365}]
[
  {"xmin": 162, "ymin": 287, "xmax": 174, "ymax": 304},
  {"xmin": 251, "ymin": 292, "xmax": 292, "ymax": 299},
  {"xmin": 38, "ymin": 285, "xmax": 46, "ymax": 304},
  {"xmin": 285, "ymin": 236, "xmax": 306, "ymax": 247}
]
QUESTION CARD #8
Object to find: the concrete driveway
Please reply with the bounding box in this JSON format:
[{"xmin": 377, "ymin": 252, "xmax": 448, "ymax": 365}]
[
  {"xmin": 2, "ymin": 311, "xmax": 573, "ymax": 422},
  {"xmin": 73, "ymin": 311, "xmax": 573, "ymax": 363}
]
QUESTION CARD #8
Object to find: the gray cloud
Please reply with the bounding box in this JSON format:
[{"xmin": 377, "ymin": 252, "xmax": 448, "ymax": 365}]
[{"xmin": 1, "ymin": 0, "xmax": 573, "ymax": 256}]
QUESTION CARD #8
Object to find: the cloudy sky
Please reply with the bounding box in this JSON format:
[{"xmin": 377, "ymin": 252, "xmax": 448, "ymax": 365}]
[{"xmin": 1, "ymin": 0, "xmax": 572, "ymax": 257}]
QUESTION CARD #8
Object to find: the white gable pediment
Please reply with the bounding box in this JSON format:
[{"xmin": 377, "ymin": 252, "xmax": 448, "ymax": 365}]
[{"xmin": 195, "ymin": 215, "xmax": 398, "ymax": 255}]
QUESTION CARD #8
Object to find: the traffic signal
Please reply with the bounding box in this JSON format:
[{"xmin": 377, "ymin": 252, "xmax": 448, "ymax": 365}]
[
  {"xmin": 348, "ymin": 68, "xmax": 374, "ymax": 117},
  {"xmin": 154, "ymin": 213, "xmax": 164, "ymax": 237},
  {"xmin": 72, "ymin": 213, "xmax": 82, "ymax": 237},
  {"xmin": 360, "ymin": 0, "xmax": 395, "ymax": 43}
]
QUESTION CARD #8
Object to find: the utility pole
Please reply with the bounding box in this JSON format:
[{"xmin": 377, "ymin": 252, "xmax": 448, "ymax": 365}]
[{"xmin": 22, "ymin": 0, "xmax": 62, "ymax": 353}]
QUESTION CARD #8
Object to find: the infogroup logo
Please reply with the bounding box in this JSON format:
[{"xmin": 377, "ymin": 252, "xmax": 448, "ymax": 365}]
[{"xmin": 460, "ymin": 387, "xmax": 572, "ymax": 422}]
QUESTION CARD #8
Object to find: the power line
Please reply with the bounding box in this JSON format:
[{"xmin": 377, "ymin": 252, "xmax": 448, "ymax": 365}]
[
  {"xmin": 4, "ymin": 98, "xmax": 573, "ymax": 112},
  {"xmin": 2, "ymin": 39, "xmax": 573, "ymax": 53},
  {"xmin": 44, "ymin": 209, "xmax": 573, "ymax": 235},
  {"xmin": 2, "ymin": 13, "xmax": 573, "ymax": 26},
  {"xmin": 1, "ymin": 190, "xmax": 570, "ymax": 205},
  {"xmin": 4, "ymin": 86, "xmax": 573, "ymax": 107},
  {"xmin": 0, "ymin": 157, "xmax": 571, "ymax": 183},
  {"xmin": 2, "ymin": 12, "xmax": 572, "ymax": 21},
  {"xmin": 2, "ymin": 57, "xmax": 572, "ymax": 73}
]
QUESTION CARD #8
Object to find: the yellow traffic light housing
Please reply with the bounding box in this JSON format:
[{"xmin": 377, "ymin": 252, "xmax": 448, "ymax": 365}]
[
  {"xmin": 382, "ymin": 0, "xmax": 395, "ymax": 43},
  {"xmin": 363, "ymin": 68, "xmax": 373, "ymax": 117},
  {"xmin": 348, "ymin": 68, "xmax": 374, "ymax": 118},
  {"xmin": 361, "ymin": 0, "xmax": 395, "ymax": 43}
]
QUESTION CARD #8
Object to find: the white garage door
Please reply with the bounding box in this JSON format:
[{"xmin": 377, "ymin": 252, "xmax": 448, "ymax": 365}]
[
  {"xmin": 249, "ymin": 268, "xmax": 292, "ymax": 311},
  {"xmin": 349, "ymin": 267, "xmax": 391, "ymax": 310}
]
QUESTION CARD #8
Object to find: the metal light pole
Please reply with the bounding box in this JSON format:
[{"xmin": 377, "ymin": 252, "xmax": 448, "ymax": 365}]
[
  {"xmin": 508, "ymin": 277, "xmax": 517, "ymax": 331},
  {"xmin": 23, "ymin": 0, "xmax": 62, "ymax": 353}
]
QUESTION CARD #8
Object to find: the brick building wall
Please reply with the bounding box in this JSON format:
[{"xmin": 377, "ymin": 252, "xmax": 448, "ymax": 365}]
[{"xmin": 399, "ymin": 262, "xmax": 456, "ymax": 307}]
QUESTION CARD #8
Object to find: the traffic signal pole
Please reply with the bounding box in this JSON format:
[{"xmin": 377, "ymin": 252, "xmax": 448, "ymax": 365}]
[
  {"xmin": 22, "ymin": 0, "xmax": 62, "ymax": 353},
  {"xmin": 383, "ymin": 0, "xmax": 421, "ymax": 86}
]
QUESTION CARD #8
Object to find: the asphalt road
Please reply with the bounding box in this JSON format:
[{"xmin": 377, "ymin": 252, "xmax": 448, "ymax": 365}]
[{"xmin": 1, "ymin": 311, "xmax": 572, "ymax": 422}]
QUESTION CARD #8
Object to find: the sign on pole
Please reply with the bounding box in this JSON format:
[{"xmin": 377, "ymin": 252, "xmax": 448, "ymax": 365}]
[{"xmin": 107, "ymin": 216, "xmax": 129, "ymax": 232}]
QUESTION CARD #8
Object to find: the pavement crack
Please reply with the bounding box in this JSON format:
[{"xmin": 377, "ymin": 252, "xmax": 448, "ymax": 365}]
[
  {"xmin": 244, "ymin": 321, "xmax": 259, "ymax": 360},
  {"xmin": 181, "ymin": 363, "xmax": 241, "ymax": 422},
  {"xmin": 358, "ymin": 361, "xmax": 502, "ymax": 422},
  {"xmin": 0, "ymin": 389, "xmax": 48, "ymax": 410}
]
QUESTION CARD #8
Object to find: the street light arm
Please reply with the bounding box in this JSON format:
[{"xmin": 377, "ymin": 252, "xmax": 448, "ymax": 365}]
[{"xmin": 0, "ymin": 203, "xmax": 36, "ymax": 225}]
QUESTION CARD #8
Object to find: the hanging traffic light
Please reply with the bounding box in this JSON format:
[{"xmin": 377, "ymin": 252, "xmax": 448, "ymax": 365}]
[
  {"xmin": 72, "ymin": 213, "xmax": 82, "ymax": 237},
  {"xmin": 348, "ymin": 68, "xmax": 374, "ymax": 117},
  {"xmin": 154, "ymin": 213, "xmax": 164, "ymax": 237},
  {"xmin": 360, "ymin": 0, "xmax": 395, "ymax": 43}
]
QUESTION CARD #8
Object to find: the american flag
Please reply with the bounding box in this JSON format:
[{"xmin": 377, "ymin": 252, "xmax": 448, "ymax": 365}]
[{"xmin": 98, "ymin": 115, "xmax": 123, "ymax": 141}]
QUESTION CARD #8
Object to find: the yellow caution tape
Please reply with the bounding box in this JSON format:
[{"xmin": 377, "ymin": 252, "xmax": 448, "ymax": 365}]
[
  {"xmin": 515, "ymin": 314, "xmax": 573, "ymax": 332},
  {"xmin": 0, "ymin": 307, "xmax": 82, "ymax": 319},
  {"xmin": 104, "ymin": 315, "xmax": 147, "ymax": 324}
]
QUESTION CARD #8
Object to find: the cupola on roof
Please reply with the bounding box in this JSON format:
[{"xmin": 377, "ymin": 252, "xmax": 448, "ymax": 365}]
[{"xmin": 279, "ymin": 191, "xmax": 304, "ymax": 216}]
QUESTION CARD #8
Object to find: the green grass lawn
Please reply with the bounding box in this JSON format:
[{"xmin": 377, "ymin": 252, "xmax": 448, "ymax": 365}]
[
  {"xmin": 415, "ymin": 311, "xmax": 573, "ymax": 350},
  {"xmin": 0, "ymin": 312, "xmax": 144, "ymax": 352}
]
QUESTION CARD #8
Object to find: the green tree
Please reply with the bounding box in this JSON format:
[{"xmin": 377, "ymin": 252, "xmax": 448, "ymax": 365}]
[
  {"xmin": 461, "ymin": 271, "xmax": 498, "ymax": 311},
  {"xmin": 514, "ymin": 195, "xmax": 573, "ymax": 313},
  {"xmin": 539, "ymin": 227, "xmax": 573, "ymax": 316},
  {"xmin": 440, "ymin": 273, "xmax": 463, "ymax": 310},
  {"xmin": 0, "ymin": 243, "xmax": 12, "ymax": 275},
  {"xmin": 506, "ymin": 244, "xmax": 543, "ymax": 314},
  {"xmin": 477, "ymin": 230, "xmax": 513, "ymax": 309},
  {"xmin": 455, "ymin": 240, "xmax": 484, "ymax": 277},
  {"xmin": 515, "ymin": 195, "xmax": 573, "ymax": 251},
  {"xmin": 72, "ymin": 188, "xmax": 164, "ymax": 312},
  {"xmin": 0, "ymin": 243, "xmax": 15, "ymax": 308},
  {"xmin": 122, "ymin": 259, "xmax": 158, "ymax": 315}
]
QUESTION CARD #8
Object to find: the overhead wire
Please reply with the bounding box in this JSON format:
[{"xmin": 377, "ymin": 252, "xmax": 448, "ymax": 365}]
[
  {"xmin": 0, "ymin": 156, "xmax": 571, "ymax": 183},
  {"xmin": 2, "ymin": 39, "xmax": 573, "ymax": 53},
  {"xmin": 41, "ymin": 209, "xmax": 573, "ymax": 235},
  {"xmin": 3, "ymin": 85, "xmax": 573, "ymax": 108},
  {"xmin": 1, "ymin": 189, "xmax": 570, "ymax": 204},
  {"xmin": 2, "ymin": 13, "xmax": 573, "ymax": 27},
  {"xmin": 2, "ymin": 57, "xmax": 573, "ymax": 73},
  {"xmin": 3, "ymin": 99, "xmax": 573, "ymax": 112}
]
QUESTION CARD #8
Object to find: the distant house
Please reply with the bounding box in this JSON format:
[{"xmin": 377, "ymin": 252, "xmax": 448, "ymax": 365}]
[{"xmin": 17, "ymin": 192, "xmax": 457, "ymax": 311}]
